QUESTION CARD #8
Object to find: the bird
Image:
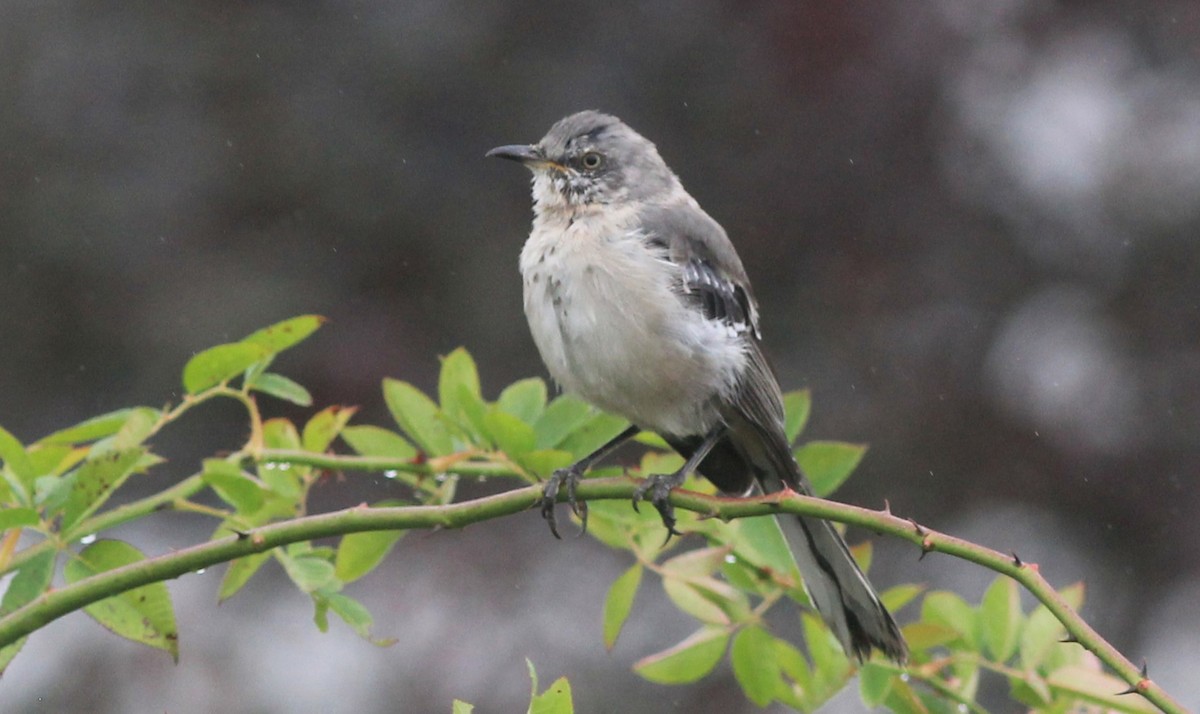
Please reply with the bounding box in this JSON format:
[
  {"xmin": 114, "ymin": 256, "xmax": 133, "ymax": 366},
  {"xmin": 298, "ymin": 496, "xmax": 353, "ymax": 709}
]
[{"xmin": 486, "ymin": 110, "xmax": 907, "ymax": 663}]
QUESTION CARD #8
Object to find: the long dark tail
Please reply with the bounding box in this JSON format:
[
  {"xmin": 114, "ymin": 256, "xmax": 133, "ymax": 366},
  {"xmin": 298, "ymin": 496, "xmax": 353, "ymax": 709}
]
[
  {"xmin": 758, "ymin": 461, "xmax": 908, "ymax": 663},
  {"xmin": 669, "ymin": 422, "xmax": 907, "ymax": 663}
]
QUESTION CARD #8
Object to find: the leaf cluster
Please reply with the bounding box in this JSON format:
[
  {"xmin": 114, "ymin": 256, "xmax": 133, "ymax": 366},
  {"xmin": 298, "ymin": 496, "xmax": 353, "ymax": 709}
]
[{"xmin": 0, "ymin": 316, "xmax": 1175, "ymax": 713}]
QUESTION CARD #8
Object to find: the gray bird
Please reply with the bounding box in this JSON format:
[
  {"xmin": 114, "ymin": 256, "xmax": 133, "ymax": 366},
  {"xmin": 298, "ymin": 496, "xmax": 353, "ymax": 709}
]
[{"xmin": 487, "ymin": 110, "xmax": 907, "ymax": 663}]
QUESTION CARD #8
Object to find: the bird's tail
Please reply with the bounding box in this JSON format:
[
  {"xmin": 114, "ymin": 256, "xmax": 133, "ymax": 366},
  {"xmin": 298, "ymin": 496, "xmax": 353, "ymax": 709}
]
[{"xmin": 753, "ymin": 442, "xmax": 907, "ymax": 663}]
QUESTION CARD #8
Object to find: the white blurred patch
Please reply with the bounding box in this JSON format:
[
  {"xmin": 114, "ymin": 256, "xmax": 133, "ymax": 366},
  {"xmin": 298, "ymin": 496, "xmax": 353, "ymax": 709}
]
[
  {"xmin": 940, "ymin": 22, "xmax": 1200, "ymax": 281},
  {"xmin": 985, "ymin": 286, "xmax": 1140, "ymax": 456}
]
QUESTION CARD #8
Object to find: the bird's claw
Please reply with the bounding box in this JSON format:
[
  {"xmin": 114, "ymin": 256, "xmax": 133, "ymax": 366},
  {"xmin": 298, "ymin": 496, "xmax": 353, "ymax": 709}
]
[
  {"xmin": 539, "ymin": 466, "xmax": 587, "ymax": 539},
  {"xmin": 633, "ymin": 473, "xmax": 685, "ymax": 544}
]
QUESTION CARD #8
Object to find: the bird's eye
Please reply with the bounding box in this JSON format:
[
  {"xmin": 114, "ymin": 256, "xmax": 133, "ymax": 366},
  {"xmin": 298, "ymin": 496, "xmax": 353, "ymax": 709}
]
[{"xmin": 580, "ymin": 152, "xmax": 604, "ymax": 170}]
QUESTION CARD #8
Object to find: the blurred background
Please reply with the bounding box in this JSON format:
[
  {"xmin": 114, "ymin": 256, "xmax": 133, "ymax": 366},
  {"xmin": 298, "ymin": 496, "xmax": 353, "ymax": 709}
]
[{"xmin": 2, "ymin": 1, "xmax": 1198, "ymax": 711}]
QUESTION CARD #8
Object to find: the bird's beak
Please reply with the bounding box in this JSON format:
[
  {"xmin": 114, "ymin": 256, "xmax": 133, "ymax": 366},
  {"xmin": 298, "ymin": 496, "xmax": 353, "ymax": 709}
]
[{"xmin": 486, "ymin": 144, "xmax": 564, "ymax": 171}]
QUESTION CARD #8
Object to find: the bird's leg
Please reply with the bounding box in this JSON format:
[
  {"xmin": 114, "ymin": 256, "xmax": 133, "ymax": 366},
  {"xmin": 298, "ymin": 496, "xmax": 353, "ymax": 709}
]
[
  {"xmin": 540, "ymin": 424, "xmax": 639, "ymax": 539},
  {"xmin": 633, "ymin": 424, "xmax": 725, "ymax": 542}
]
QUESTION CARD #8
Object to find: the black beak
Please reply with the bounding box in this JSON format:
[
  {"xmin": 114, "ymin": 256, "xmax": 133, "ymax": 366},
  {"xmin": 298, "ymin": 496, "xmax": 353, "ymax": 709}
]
[
  {"xmin": 485, "ymin": 144, "xmax": 541, "ymax": 163},
  {"xmin": 486, "ymin": 144, "xmax": 566, "ymax": 172}
]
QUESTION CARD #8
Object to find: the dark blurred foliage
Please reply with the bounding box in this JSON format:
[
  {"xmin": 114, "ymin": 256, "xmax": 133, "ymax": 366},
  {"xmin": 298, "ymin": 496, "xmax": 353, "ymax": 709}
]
[{"xmin": 1, "ymin": 2, "xmax": 1198, "ymax": 712}]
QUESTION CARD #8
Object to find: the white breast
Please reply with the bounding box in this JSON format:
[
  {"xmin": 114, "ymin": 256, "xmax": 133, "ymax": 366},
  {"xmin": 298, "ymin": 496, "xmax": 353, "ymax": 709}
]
[{"xmin": 518, "ymin": 205, "xmax": 747, "ymax": 437}]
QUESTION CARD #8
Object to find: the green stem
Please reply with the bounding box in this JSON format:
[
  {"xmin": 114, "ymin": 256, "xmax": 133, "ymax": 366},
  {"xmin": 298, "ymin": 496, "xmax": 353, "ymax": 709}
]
[
  {"xmin": 0, "ymin": 480, "xmax": 1185, "ymax": 714},
  {"xmin": 255, "ymin": 448, "xmax": 520, "ymax": 479}
]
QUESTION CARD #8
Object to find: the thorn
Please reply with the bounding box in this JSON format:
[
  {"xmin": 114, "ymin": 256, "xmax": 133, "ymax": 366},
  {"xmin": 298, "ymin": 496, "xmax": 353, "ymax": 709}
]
[
  {"xmin": 232, "ymin": 529, "xmax": 250, "ymax": 541},
  {"xmin": 1011, "ymin": 551, "xmax": 1023, "ymax": 567},
  {"xmin": 1115, "ymin": 661, "xmax": 1151, "ymax": 696},
  {"xmin": 908, "ymin": 518, "xmax": 926, "ymax": 536},
  {"xmin": 1059, "ymin": 633, "xmax": 1079, "ymax": 644},
  {"xmin": 881, "ymin": 498, "xmax": 892, "ymax": 515}
]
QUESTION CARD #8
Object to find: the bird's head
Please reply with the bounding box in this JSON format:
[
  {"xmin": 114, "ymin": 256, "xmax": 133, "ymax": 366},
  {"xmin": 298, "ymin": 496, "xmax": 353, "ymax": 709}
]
[{"xmin": 487, "ymin": 111, "xmax": 679, "ymax": 211}]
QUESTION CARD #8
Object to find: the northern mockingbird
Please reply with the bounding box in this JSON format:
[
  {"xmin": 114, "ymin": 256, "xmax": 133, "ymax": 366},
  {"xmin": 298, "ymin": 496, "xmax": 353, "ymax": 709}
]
[{"xmin": 487, "ymin": 110, "xmax": 906, "ymax": 663}]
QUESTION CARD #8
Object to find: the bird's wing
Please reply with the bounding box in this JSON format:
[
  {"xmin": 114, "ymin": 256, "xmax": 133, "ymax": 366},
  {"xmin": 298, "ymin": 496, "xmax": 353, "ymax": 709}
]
[{"xmin": 637, "ymin": 201, "xmax": 761, "ymax": 339}]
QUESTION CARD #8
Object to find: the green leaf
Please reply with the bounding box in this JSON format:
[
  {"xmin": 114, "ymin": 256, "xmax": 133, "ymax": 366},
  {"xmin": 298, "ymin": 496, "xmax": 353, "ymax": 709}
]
[
  {"xmin": 532, "ymin": 395, "xmax": 594, "ymax": 449},
  {"xmin": 795, "ymin": 441, "xmax": 867, "ymax": 497},
  {"xmin": 981, "ymin": 576, "xmax": 1021, "ymax": 662},
  {"xmin": 880, "ymin": 583, "xmax": 924, "ymax": 613},
  {"xmin": 447, "ymin": 383, "xmax": 490, "ymax": 447},
  {"xmin": 334, "ymin": 501, "xmax": 406, "ymax": 583},
  {"xmin": 438, "ymin": 348, "xmax": 483, "ymax": 419},
  {"xmin": 1009, "ymin": 670, "xmax": 1052, "ymax": 708},
  {"xmin": 260, "ymin": 418, "xmax": 305, "ymax": 496},
  {"xmin": 1, "ymin": 549, "xmax": 56, "ymax": 615},
  {"xmin": 773, "ymin": 638, "xmax": 814, "ymax": 708},
  {"xmin": 202, "ymin": 459, "xmax": 266, "ymax": 513},
  {"xmin": 183, "ymin": 342, "xmax": 272, "ymax": 393},
  {"xmin": 0, "ymin": 425, "xmax": 35, "ymax": 499},
  {"xmin": 111, "ymin": 408, "xmax": 160, "ymax": 450},
  {"xmin": 526, "ymin": 659, "xmax": 541, "ymax": 700},
  {"xmin": 858, "ymin": 661, "xmax": 896, "ymax": 707},
  {"xmin": 64, "ymin": 540, "xmax": 178, "ymax": 660},
  {"xmin": 451, "ymin": 701, "xmax": 474, "ymax": 714},
  {"xmin": 27, "ymin": 443, "xmax": 77, "ymax": 479},
  {"xmin": 881, "ymin": 678, "xmax": 933, "ymax": 714},
  {"xmin": 921, "ymin": 591, "xmax": 978, "ymax": 649},
  {"xmin": 662, "ymin": 577, "xmax": 730, "ymax": 625},
  {"xmin": 263, "ymin": 418, "xmax": 302, "ymax": 449},
  {"xmin": 801, "ymin": 611, "xmax": 851, "ymax": 691},
  {"xmin": 383, "ymin": 379, "xmax": 454, "ymax": 456},
  {"xmin": 662, "ymin": 545, "xmax": 730, "ymax": 578},
  {"xmin": 0, "ymin": 507, "xmax": 38, "ymax": 529},
  {"xmin": 279, "ymin": 551, "xmax": 336, "ymax": 593},
  {"xmin": 1047, "ymin": 665, "xmax": 1159, "ymax": 713},
  {"xmin": 39, "ymin": 409, "xmax": 143, "ymax": 445},
  {"xmin": 496, "ymin": 378, "xmax": 547, "ymax": 424},
  {"xmin": 484, "ymin": 410, "xmax": 537, "ymax": 457},
  {"xmin": 340, "ymin": 425, "xmax": 417, "ymax": 460},
  {"xmin": 241, "ymin": 314, "xmax": 325, "ymax": 354},
  {"xmin": 731, "ymin": 626, "xmax": 784, "ymax": 707},
  {"xmin": 515, "ymin": 449, "xmax": 573, "ymax": 480},
  {"xmin": 60, "ymin": 448, "xmax": 147, "ymax": 529},
  {"xmin": 580, "ymin": 495, "xmax": 661, "ymax": 552},
  {"xmin": 1019, "ymin": 582, "xmax": 1083, "ymax": 672},
  {"xmin": 248, "ymin": 372, "xmax": 313, "ymax": 406},
  {"xmin": 633, "ymin": 626, "xmax": 729, "ymax": 684},
  {"xmin": 302, "ymin": 406, "xmax": 357, "ymax": 453},
  {"xmin": 602, "ymin": 563, "xmax": 642, "ymax": 650},
  {"xmin": 219, "ymin": 552, "xmax": 272, "ymax": 602},
  {"xmin": 324, "ymin": 592, "xmax": 392, "ymax": 644},
  {"xmin": 782, "ymin": 389, "xmax": 812, "ymax": 444},
  {"xmin": 528, "ymin": 676, "xmax": 573, "ymax": 714},
  {"xmin": 0, "ymin": 549, "xmax": 57, "ymax": 674},
  {"xmin": 850, "ymin": 540, "xmax": 873, "ymax": 573},
  {"xmin": 901, "ymin": 622, "xmax": 961, "ymax": 652},
  {"xmin": 661, "ymin": 566, "xmax": 751, "ymax": 626},
  {"xmin": 728, "ymin": 515, "xmax": 804, "ymax": 594},
  {"xmin": 555, "ymin": 412, "xmax": 629, "ymax": 461},
  {"xmin": 632, "ymin": 431, "xmax": 671, "ymax": 449},
  {"xmin": 1020, "ymin": 602, "xmax": 1065, "ymax": 671}
]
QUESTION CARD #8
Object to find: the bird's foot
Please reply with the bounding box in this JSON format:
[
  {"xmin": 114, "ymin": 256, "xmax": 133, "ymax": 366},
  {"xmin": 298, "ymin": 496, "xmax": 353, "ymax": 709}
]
[
  {"xmin": 632, "ymin": 471, "xmax": 687, "ymax": 544},
  {"xmin": 539, "ymin": 465, "xmax": 588, "ymax": 539}
]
